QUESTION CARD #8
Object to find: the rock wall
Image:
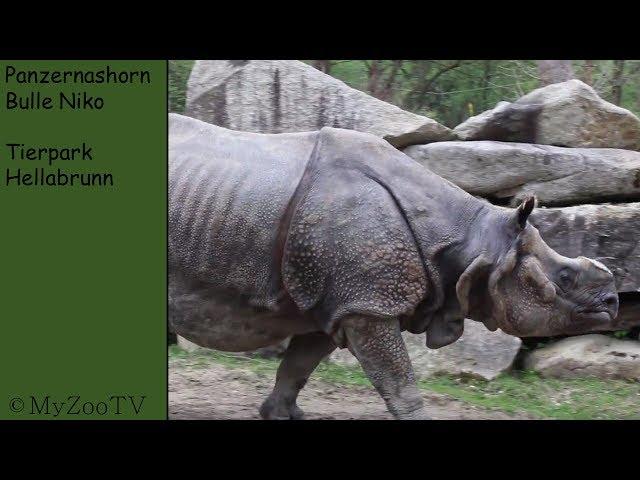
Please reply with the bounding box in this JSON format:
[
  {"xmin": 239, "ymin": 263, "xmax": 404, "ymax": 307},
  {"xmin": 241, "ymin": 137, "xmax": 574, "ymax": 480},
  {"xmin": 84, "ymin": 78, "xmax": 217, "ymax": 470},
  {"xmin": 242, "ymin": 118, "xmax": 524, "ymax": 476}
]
[{"xmin": 404, "ymin": 80, "xmax": 640, "ymax": 307}]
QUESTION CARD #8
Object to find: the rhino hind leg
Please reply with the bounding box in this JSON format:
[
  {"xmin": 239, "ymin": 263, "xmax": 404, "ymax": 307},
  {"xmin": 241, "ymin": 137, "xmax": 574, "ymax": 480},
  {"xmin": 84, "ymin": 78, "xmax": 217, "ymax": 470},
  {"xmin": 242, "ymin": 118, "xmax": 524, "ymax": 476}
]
[
  {"xmin": 259, "ymin": 332, "xmax": 336, "ymax": 420},
  {"xmin": 343, "ymin": 316, "xmax": 430, "ymax": 420}
]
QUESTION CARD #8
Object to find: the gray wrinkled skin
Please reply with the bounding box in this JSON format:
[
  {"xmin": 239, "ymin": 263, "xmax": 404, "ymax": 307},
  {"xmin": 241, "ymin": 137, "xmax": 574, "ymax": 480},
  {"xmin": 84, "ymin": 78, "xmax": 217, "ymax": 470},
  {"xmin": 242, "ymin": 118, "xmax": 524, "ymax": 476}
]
[{"xmin": 169, "ymin": 114, "xmax": 619, "ymax": 420}]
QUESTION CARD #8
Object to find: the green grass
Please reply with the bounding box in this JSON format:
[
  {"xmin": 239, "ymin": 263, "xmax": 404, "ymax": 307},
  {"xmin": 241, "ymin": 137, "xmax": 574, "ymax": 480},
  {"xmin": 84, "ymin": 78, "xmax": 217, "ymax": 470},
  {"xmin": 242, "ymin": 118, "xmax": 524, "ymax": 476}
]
[
  {"xmin": 169, "ymin": 345, "xmax": 640, "ymax": 420},
  {"xmin": 417, "ymin": 372, "xmax": 640, "ymax": 419}
]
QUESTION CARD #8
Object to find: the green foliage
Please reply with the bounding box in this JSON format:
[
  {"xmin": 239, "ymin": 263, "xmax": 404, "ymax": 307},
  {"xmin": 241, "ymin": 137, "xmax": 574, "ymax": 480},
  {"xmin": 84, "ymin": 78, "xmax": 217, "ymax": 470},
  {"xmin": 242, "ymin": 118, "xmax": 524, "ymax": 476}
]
[
  {"xmin": 613, "ymin": 330, "xmax": 630, "ymax": 339},
  {"xmin": 168, "ymin": 60, "xmax": 194, "ymax": 113},
  {"xmin": 170, "ymin": 346, "xmax": 640, "ymax": 420}
]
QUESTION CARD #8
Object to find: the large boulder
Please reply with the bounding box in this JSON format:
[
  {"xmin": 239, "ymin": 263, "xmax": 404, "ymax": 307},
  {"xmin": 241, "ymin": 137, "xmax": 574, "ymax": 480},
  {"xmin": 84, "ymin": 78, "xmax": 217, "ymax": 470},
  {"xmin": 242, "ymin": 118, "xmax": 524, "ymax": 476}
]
[
  {"xmin": 185, "ymin": 60, "xmax": 454, "ymax": 148},
  {"xmin": 523, "ymin": 334, "xmax": 640, "ymax": 381},
  {"xmin": 530, "ymin": 203, "xmax": 640, "ymax": 294},
  {"xmin": 403, "ymin": 141, "xmax": 640, "ymax": 207},
  {"xmin": 453, "ymin": 79, "xmax": 640, "ymax": 150},
  {"xmin": 329, "ymin": 319, "xmax": 521, "ymax": 381}
]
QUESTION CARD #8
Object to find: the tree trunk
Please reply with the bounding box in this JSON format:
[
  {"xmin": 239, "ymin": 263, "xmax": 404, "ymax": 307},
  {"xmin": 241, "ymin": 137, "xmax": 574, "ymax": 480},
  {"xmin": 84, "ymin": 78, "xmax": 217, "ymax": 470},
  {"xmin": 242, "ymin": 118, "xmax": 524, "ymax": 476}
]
[
  {"xmin": 611, "ymin": 60, "xmax": 626, "ymax": 106},
  {"xmin": 313, "ymin": 60, "xmax": 331, "ymax": 75},
  {"xmin": 582, "ymin": 60, "xmax": 594, "ymax": 86},
  {"xmin": 480, "ymin": 60, "xmax": 493, "ymax": 109},
  {"xmin": 378, "ymin": 60, "xmax": 403, "ymax": 103},
  {"xmin": 367, "ymin": 60, "xmax": 383, "ymax": 98},
  {"xmin": 537, "ymin": 60, "xmax": 574, "ymax": 86}
]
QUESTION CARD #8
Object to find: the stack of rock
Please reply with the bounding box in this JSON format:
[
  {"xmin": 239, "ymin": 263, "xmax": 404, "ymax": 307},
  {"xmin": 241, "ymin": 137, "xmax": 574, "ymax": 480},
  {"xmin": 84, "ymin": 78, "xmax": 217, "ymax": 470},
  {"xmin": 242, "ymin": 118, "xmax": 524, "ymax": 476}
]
[
  {"xmin": 402, "ymin": 79, "xmax": 640, "ymax": 381},
  {"xmin": 184, "ymin": 60, "xmax": 640, "ymax": 380},
  {"xmin": 402, "ymin": 79, "xmax": 640, "ymax": 331}
]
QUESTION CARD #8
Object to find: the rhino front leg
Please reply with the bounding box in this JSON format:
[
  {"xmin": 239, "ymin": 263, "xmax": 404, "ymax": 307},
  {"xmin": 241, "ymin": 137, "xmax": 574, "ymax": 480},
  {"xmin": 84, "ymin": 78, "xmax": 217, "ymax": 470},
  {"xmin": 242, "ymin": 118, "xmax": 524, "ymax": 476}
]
[
  {"xmin": 259, "ymin": 332, "xmax": 336, "ymax": 420},
  {"xmin": 343, "ymin": 316, "xmax": 430, "ymax": 420}
]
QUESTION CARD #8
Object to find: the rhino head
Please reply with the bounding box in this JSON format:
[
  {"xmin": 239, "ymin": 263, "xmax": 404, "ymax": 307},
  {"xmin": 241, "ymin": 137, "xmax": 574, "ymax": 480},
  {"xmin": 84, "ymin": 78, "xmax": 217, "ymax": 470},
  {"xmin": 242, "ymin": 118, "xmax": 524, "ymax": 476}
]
[{"xmin": 457, "ymin": 196, "xmax": 619, "ymax": 337}]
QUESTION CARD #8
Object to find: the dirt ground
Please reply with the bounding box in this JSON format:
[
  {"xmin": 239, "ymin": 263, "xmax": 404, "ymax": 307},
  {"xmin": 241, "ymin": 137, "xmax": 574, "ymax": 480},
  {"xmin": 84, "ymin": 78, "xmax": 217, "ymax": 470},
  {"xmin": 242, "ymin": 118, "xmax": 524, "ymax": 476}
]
[{"xmin": 169, "ymin": 359, "xmax": 534, "ymax": 420}]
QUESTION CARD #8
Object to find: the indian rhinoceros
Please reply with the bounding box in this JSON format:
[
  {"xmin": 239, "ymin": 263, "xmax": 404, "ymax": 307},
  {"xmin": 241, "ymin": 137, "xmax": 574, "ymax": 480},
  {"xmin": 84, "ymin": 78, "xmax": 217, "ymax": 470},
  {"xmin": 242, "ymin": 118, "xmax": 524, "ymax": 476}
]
[{"xmin": 168, "ymin": 113, "xmax": 619, "ymax": 420}]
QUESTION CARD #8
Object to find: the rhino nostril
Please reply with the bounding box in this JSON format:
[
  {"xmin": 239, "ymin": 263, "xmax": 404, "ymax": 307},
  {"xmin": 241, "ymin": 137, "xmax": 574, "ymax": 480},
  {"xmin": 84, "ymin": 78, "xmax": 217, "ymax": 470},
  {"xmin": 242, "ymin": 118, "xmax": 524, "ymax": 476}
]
[{"xmin": 604, "ymin": 294, "xmax": 617, "ymax": 306}]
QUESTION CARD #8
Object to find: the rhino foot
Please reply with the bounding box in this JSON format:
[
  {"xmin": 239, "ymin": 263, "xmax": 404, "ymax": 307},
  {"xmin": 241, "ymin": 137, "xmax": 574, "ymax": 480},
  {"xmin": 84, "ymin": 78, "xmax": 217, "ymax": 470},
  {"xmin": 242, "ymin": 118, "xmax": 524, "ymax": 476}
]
[
  {"xmin": 259, "ymin": 332, "xmax": 336, "ymax": 420},
  {"xmin": 259, "ymin": 396, "xmax": 305, "ymax": 420},
  {"xmin": 342, "ymin": 315, "xmax": 430, "ymax": 420}
]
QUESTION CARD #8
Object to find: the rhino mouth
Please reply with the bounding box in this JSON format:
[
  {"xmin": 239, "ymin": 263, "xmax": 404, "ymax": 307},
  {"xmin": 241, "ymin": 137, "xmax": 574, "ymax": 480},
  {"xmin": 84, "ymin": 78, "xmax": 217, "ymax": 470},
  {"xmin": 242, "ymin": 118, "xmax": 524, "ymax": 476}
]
[{"xmin": 571, "ymin": 309, "xmax": 616, "ymax": 330}]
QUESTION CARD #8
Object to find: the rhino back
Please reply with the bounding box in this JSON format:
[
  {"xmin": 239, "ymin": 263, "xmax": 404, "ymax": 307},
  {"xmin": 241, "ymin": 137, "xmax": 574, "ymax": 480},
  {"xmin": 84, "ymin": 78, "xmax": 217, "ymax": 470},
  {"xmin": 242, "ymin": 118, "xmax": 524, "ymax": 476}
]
[{"xmin": 168, "ymin": 114, "xmax": 317, "ymax": 305}]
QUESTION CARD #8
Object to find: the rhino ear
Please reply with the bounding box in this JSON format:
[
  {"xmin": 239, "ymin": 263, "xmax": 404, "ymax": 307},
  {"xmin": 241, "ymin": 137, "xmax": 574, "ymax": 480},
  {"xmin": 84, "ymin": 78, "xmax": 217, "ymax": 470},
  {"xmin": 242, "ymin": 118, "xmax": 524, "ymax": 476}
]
[{"xmin": 516, "ymin": 195, "xmax": 536, "ymax": 229}]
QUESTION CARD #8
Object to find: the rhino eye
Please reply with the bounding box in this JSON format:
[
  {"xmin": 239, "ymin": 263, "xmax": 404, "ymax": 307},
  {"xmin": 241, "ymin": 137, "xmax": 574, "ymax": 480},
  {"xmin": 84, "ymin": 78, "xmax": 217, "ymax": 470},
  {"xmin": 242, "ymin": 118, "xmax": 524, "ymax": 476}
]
[{"xmin": 558, "ymin": 269, "xmax": 575, "ymax": 289}]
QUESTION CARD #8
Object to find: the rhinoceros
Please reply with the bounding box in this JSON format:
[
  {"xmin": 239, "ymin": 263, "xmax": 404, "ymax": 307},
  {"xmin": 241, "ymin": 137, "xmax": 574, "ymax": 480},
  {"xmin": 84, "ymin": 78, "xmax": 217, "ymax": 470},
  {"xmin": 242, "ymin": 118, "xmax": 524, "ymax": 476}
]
[{"xmin": 168, "ymin": 113, "xmax": 619, "ymax": 420}]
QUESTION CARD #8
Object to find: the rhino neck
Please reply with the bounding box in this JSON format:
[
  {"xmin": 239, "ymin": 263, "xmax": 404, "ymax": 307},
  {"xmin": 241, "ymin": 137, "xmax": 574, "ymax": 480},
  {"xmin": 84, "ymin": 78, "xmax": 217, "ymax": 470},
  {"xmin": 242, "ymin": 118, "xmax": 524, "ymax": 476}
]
[
  {"xmin": 383, "ymin": 170, "xmax": 513, "ymax": 298},
  {"xmin": 417, "ymin": 200, "xmax": 511, "ymax": 309},
  {"xmin": 438, "ymin": 203, "xmax": 517, "ymax": 332},
  {"xmin": 444, "ymin": 202, "xmax": 515, "ymax": 277},
  {"xmin": 383, "ymin": 166, "xmax": 514, "ymax": 342}
]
